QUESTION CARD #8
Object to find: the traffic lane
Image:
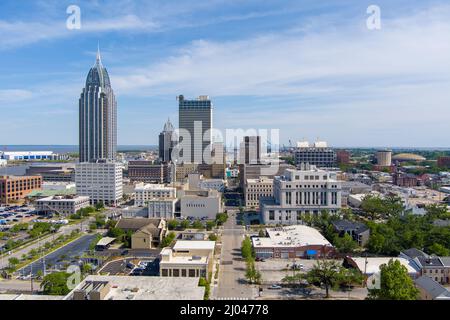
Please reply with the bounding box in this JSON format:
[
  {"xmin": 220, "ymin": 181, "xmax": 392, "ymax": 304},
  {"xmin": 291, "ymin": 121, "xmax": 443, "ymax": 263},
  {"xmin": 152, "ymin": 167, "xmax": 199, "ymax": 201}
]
[{"xmin": 18, "ymin": 233, "xmax": 97, "ymax": 276}]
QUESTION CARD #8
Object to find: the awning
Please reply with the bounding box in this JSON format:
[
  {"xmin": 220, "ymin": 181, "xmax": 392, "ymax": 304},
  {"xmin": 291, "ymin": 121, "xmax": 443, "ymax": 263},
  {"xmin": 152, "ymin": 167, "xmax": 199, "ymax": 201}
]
[{"xmin": 306, "ymin": 250, "xmax": 317, "ymax": 256}]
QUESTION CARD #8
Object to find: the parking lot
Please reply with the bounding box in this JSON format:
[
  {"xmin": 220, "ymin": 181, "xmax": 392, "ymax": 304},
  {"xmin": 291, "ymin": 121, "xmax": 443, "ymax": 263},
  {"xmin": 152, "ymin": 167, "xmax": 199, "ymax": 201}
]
[
  {"xmin": 0, "ymin": 205, "xmax": 38, "ymax": 227},
  {"xmin": 255, "ymin": 259, "xmax": 330, "ymax": 284},
  {"xmin": 98, "ymin": 257, "xmax": 159, "ymax": 276}
]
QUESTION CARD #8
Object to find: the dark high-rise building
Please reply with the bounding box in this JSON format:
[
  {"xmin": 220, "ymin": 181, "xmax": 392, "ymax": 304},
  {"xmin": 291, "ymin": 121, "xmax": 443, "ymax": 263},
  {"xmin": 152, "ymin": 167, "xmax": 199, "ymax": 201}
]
[
  {"xmin": 158, "ymin": 118, "xmax": 175, "ymax": 163},
  {"xmin": 240, "ymin": 136, "xmax": 261, "ymax": 164},
  {"xmin": 128, "ymin": 161, "xmax": 171, "ymax": 183},
  {"xmin": 79, "ymin": 48, "xmax": 117, "ymax": 162},
  {"xmin": 294, "ymin": 141, "xmax": 336, "ymax": 168},
  {"xmin": 437, "ymin": 156, "xmax": 450, "ymax": 168},
  {"xmin": 336, "ymin": 150, "xmax": 351, "ymax": 165},
  {"xmin": 178, "ymin": 95, "xmax": 212, "ymax": 164}
]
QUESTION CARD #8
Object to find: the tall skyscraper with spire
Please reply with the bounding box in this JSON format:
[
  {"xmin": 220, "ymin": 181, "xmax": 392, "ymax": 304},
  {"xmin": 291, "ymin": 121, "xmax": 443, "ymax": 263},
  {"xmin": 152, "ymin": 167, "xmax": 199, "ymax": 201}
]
[
  {"xmin": 159, "ymin": 118, "xmax": 176, "ymax": 163},
  {"xmin": 79, "ymin": 47, "xmax": 117, "ymax": 162}
]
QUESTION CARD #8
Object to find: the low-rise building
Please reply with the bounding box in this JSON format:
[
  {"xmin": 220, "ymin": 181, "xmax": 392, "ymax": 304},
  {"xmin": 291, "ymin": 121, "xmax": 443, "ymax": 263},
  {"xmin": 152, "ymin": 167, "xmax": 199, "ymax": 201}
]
[
  {"xmin": 179, "ymin": 229, "xmax": 208, "ymax": 241},
  {"xmin": 331, "ymin": 219, "xmax": 370, "ymax": 246},
  {"xmin": 415, "ymin": 275, "xmax": 450, "ymax": 300},
  {"xmin": 0, "ymin": 151, "xmax": 68, "ymax": 161},
  {"xmin": 252, "ymin": 225, "xmax": 335, "ymax": 259},
  {"xmin": 35, "ymin": 195, "xmax": 90, "ymax": 216},
  {"xmin": 134, "ymin": 183, "xmax": 176, "ymax": 207},
  {"xmin": 115, "ymin": 218, "xmax": 166, "ymax": 249},
  {"xmin": 159, "ymin": 240, "xmax": 215, "ymax": 280},
  {"xmin": 413, "ymin": 256, "xmax": 449, "ymax": 284},
  {"xmin": 64, "ymin": 275, "xmax": 205, "ymax": 300},
  {"xmin": 344, "ymin": 256, "xmax": 420, "ymax": 278},
  {"xmin": 180, "ymin": 189, "xmax": 223, "ymax": 219},
  {"xmin": 245, "ymin": 177, "xmax": 273, "ymax": 209},
  {"xmin": 147, "ymin": 198, "xmax": 177, "ymax": 219},
  {"xmin": 25, "ymin": 164, "xmax": 75, "ymax": 182},
  {"xmin": 0, "ymin": 175, "xmax": 42, "ymax": 204}
]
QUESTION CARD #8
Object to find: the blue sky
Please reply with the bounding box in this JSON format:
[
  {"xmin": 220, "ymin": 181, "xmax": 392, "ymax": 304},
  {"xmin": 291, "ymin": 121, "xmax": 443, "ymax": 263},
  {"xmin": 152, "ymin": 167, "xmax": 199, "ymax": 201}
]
[{"xmin": 1, "ymin": 0, "xmax": 450, "ymax": 147}]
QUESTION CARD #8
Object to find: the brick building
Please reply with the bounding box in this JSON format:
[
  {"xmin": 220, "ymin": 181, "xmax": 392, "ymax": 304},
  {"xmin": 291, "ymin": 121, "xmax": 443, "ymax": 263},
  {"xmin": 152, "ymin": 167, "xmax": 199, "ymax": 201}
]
[{"xmin": 0, "ymin": 175, "xmax": 42, "ymax": 204}]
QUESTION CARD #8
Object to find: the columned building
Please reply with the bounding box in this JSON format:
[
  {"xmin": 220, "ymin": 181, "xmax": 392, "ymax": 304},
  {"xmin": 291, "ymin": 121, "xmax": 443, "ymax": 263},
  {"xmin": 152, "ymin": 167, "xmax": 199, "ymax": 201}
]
[
  {"xmin": 79, "ymin": 48, "xmax": 117, "ymax": 162},
  {"xmin": 260, "ymin": 164, "xmax": 342, "ymax": 225}
]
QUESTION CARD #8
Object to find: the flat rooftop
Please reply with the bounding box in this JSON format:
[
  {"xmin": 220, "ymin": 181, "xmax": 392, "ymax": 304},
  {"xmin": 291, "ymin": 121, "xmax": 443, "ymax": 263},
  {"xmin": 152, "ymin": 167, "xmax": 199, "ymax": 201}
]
[
  {"xmin": 65, "ymin": 275, "xmax": 204, "ymax": 300},
  {"xmin": 173, "ymin": 240, "xmax": 215, "ymax": 251},
  {"xmin": 252, "ymin": 225, "xmax": 332, "ymax": 248},
  {"xmin": 135, "ymin": 184, "xmax": 175, "ymax": 191},
  {"xmin": 350, "ymin": 257, "xmax": 419, "ymax": 274}
]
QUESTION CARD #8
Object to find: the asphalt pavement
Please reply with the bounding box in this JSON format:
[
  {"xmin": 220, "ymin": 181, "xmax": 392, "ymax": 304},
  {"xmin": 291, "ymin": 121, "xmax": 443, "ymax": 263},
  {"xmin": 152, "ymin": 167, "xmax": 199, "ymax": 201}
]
[{"xmin": 17, "ymin": 233, "xmax": 98, "ymax": 277}]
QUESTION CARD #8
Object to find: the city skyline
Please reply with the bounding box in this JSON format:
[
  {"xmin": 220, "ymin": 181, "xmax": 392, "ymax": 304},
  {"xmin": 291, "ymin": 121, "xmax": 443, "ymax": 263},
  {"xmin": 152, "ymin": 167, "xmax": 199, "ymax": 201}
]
[{"xmin": 1, "ymin": 0, "xmax": 450, "ymax": 147}]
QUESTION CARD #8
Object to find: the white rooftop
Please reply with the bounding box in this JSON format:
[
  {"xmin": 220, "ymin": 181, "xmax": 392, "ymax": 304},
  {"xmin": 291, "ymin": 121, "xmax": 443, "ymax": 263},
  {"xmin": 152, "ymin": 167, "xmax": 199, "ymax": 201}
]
[
  {"xmin": 173, "ymin": 240, "xmax": 216, "ymax": 251},
  {"xmin": 36, "ymin": 195, "xmax": 89, "ymax": 202},
  {"xmin": 64, "ymin": 275, "xmax": 204, "ymax": 300},
  {"xmin": 135, "ymin": 183, "xmax": 175, "ymax": 191},
  {"xmin": 252, "ymin": 225, "xmax": 332, "ymax": 248},
  {"xmin": 350, "ymin": 257, "xmax": 420, "ymax": 275}
]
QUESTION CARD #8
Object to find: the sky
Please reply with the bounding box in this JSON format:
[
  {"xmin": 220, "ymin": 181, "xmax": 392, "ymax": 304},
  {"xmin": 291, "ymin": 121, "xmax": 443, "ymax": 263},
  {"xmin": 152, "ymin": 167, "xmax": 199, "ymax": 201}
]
[{"xmin": 0, "ymin": 0, "xmax": 450, "ymax": 148}]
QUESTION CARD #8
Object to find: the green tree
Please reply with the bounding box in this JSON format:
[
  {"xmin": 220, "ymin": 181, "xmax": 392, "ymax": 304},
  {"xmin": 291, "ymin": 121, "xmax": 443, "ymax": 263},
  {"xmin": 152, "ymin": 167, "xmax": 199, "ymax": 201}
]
[
  {"xmin": 361, "ymin": 195, "xmax": 385, "ymax": 220},
  {"xmin": 8, "ymin": 257, "xmax": 19, "ymax": 268},
  {"xmin": 198, "ymin": 277, "xmax": 210, "ymax": 300},
  {"xmin": 304, "ymin": 260, "xmax": 342, "ymax": 298},
  {"xmin": 160, "ymin": 231, "xmax": 176, "ymax": 248},
  {"xmin": 241, "ymin": 236, "xmax": 253, "ymax": 260},
  {"xmin": 245, "ymin": 258, "xmax": 261, "ymax": 284},
  {"xmin": 107, "ymin": 227, "xmax": 125, "ymax": 239},
  {"xmin": 180, "ymin": 220, "xmax": 190, "ymax": 230},
  {"xmin": 368, "ymin": 259, "xmax": 418, "ymax": 300},
  {"xmin": 36, "ymin": 269, "xmax": 44, "ymax": 280},
  {"xmin": 208, "ymin": 234, "xmax": 218, "ymax": 241},
  {"xmin": 334, "ymin": 233, "xmax": 358, "ymax": 254},
  {"xmin": 95, "ymin": 201, "xmax": 104, "ymax": 211},
  {"xmin": 215, "ymin": 212, "xmax": 228, "ymax": 225},
  {"xmin": 192, "ymin": 220, "xmax": 203, "ymax": 229},
  {"xmin": 167, "ymin": 220, "xmax": 179, "ymax": 230},
  {"xmin": 40, "ymin": 272, "xmax": 70, "ymax": 296},
  {"xmin": 82, "ymin": 264, "xmax": 93, "ymax": 275},
  {"xmin": 206, "ymin": 221, "xmax": 216, "ymax": 231},
  {"xmin": 427, "ymin": 243, "xmax": 449, "ymax": 256},
  {"xmin": 258, "ymin": 229, "xmax": 266, "ymax": 237}
]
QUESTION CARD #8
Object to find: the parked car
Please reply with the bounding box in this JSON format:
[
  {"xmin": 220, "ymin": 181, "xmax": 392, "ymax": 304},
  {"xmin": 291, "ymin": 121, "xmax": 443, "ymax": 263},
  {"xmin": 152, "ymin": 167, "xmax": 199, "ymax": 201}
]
[{"xmin": 268, "ymin": 284, "xmax": 282, "ymax": 289}]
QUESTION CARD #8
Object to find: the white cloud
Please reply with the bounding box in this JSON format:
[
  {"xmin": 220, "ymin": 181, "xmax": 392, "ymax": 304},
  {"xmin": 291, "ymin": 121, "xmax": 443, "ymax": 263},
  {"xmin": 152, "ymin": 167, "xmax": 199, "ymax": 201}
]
[
  {"xmin": 0, "ymin": 89, "xmax": 33, "ymax": 102},
  {"xmin": 0, "ymin": 14, "xmax": 158, "ymax": 50}
]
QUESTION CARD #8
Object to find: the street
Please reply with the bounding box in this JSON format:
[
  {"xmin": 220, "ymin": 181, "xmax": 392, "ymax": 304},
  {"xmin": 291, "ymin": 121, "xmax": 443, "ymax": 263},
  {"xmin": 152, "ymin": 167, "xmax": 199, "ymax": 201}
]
[
  {"xmin": 0, "ymin": 217, "xmax": 93, "ymax": 270},
  {"xmin": 17, "ymin": 233, "xmax": 98, "ymax": 277},
  {"xmin": 214, "ymin": 209, "xmax": 256, "ymax": 299}
]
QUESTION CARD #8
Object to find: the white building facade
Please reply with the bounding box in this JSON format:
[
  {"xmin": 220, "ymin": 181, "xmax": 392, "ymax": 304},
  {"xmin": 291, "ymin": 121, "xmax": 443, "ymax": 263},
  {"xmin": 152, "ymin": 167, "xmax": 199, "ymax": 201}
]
[
  {"xmin": 35, "ymin": 195, "xmax": 90, "ymax": 216},
  {"xmin": 245, "ymin": 177, "xmax": 273, "ymax": 209},
  {"xmin": 134, "ymin": 183, "xmax": 176, "ymax": 207},
  {"xmin": 180, "ymin": 190, "xmax": 223, "ymax": 219},
  {"xmin": 147, "ymin": 198, "xmax": 177, "ymax": 219},
  {"xmin": 75, "ymin": 161, "xmax": 123, "ymax": 206},
  {"xmin": 261, "ymin": 165, "xmax": 342, "ymax": 225}
]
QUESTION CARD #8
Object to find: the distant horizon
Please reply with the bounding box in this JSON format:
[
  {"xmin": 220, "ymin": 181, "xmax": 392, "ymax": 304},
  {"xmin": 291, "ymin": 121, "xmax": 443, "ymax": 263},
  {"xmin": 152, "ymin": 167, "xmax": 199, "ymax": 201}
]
[{"xmin": 1, "ymin": 144, "xmax": 450, "ymax": 151}]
